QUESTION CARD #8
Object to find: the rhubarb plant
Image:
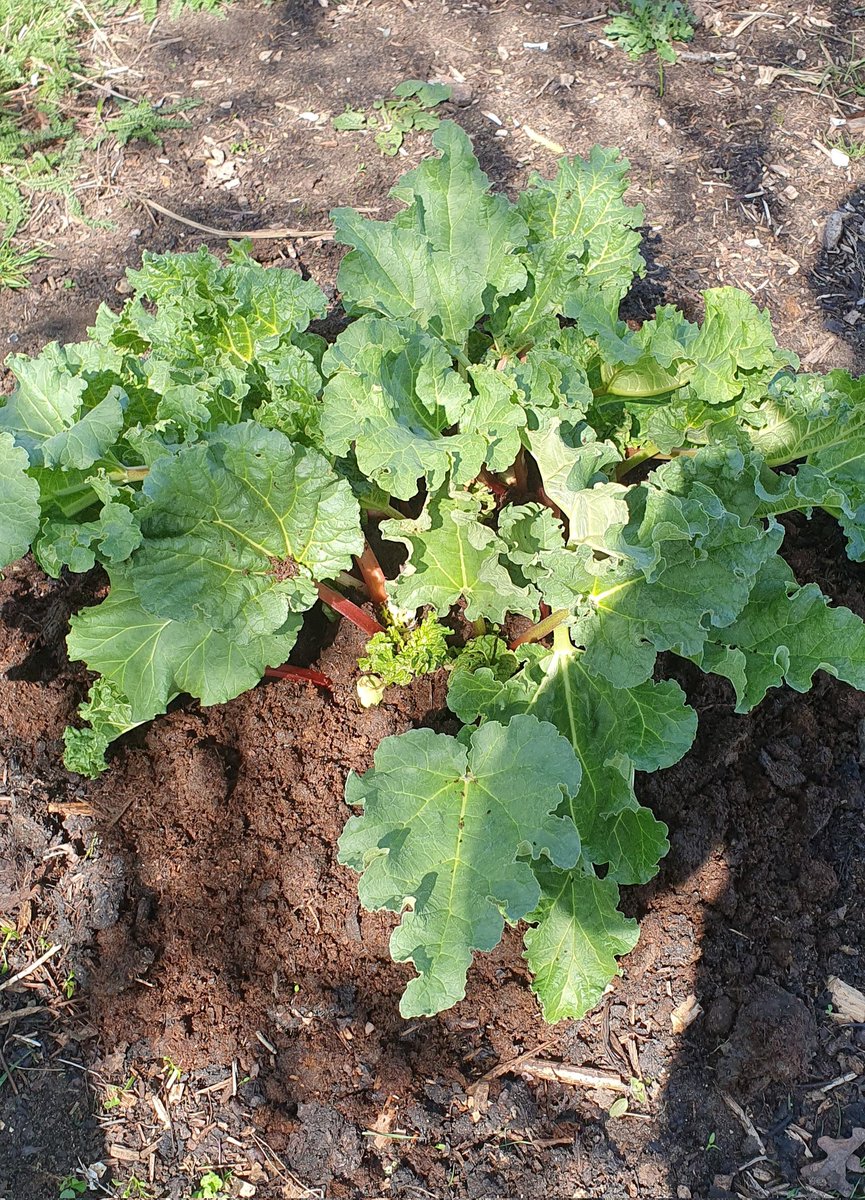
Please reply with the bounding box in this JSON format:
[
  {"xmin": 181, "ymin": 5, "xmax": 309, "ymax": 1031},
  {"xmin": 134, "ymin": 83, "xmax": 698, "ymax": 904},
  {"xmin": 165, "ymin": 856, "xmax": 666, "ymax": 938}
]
[{"xmin": 3, "ymin": 121, "xmax": 865, "ymax": 1023}]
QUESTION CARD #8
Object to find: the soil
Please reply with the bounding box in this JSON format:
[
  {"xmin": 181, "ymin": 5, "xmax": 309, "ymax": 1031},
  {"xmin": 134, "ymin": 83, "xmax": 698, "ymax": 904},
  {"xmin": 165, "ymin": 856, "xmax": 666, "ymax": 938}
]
[{"xmin": 1, "ymin": 2, "xmax": 865, "ymax": 1199}]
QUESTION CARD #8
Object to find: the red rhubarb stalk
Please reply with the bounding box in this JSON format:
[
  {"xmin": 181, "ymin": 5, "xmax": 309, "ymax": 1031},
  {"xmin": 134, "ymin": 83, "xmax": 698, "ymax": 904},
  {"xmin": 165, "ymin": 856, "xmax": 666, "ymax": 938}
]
[
  {"xmin": 264, "ymin": 665, "xmax": 334, "ymax": 691},
  {"xmin": 478, "ymin": 468, "xmax": 509, "ymax": 499},
  {"xmin": 355, "ymin": 542, "xmax": 389, "ymax": 608},
  {"xmin": 316, "ymin": 581, "xmax": 385, "ymax": 636}
]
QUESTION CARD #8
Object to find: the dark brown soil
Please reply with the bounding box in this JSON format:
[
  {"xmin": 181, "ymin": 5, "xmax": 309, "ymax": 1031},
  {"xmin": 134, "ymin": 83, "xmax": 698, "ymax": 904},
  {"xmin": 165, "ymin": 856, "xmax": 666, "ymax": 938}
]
[{"xmin": 2, "ymin": 2, "xmax": 865, "ymax": 1199}]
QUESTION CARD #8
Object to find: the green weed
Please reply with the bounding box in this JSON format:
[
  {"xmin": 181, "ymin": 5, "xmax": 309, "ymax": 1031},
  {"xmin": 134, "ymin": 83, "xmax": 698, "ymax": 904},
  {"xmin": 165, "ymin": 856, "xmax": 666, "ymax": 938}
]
[
  {"xmin": 117, "ymin": 1177, "xmax": 155, "ymax": 1199},
  {"xmin": 605, "ymin": 0, "xmax": 695, "ymax": 95},
  {"xmin": 94, "ymin": 96, "xmax": 199, "ymax": 148},
  {"xmin": 0, "ymin": 239, "xmax": 48, "ymax": 288},
  {"xmin": 190, "ymin": 1171, "xmax": 231, "ymax": 1199},
  {"xmin": 333, "ymin": 80, "xmax": 452, "ymax": 155},
  {"xmin": 58, "ymin": 1178, "xmax": 87, "ymax": 1200}
]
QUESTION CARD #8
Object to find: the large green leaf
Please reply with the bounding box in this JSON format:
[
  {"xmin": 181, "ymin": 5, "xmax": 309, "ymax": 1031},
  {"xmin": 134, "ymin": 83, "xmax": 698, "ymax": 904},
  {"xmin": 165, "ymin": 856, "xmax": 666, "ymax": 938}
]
[
  {"xmin": 129, "ymin": 422, "xmax": 362, "ymax": 639},
  {"xmin": 0, "ymin": 343, "xmax": 125, "ymax": 470},
  {"xmin": 524, "ymin": 414, "xmax": 624, "ymax": 539},
  {"xmin": 448, "ymin": 633, "xmax": 687, "ymax": 882},
  {"xmin": 125, "ymin": 243, "xmax": 327, "ymax": 366},
  {"xmin": 338, "ymin": 715, "xmax": 582, "ymax": 1017},
  {"xmin": 321, "ymin": 317, "xmax": 482, "ymax": 499},
  {"xmin": 524, "ymin": 865, "xmax": 639, "ymax": 1023},
  {"xmin": 390, "ymin": 121, "xmax": 529, "ymax": 301},
  {"xmin": 0, "ymin": 344, "xmax": 88, "ymax": 460},
  {"xmin": 493, "ymin": 147, "xmax": 644, "ymax": 350},
  {"xmin": 447, "ymin": 631, "xmax": 688, "ymax": 1020},
  {"xmin": 334, "ymin": 122, "xmax": 528, "ymax": 346},
  {"xmin": 694, "ymin": 556, "xmax": 865, "ymax": 711},
  {"xmin": 571, "ymin": 482, "xmax": 783, "ymax": 687},
  {"xmin": 381, "ymin": 493, "xmax": 537, "ymax": 622},
  {"xmin": 67, "ymin": 571, "xmax": 302, "ymax": 725},
  {"xmin": 683, "ymin": 289, "xmax": 796, "ymax": 406},
  {"xmin": 0, "ymin": 433, "xmax": 41, "ymax": 567}
]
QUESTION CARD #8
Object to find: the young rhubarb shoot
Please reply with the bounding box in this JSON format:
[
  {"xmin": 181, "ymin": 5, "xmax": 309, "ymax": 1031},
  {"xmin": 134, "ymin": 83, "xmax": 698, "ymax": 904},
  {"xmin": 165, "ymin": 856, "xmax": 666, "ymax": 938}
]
[
  {"xmin": 356, "ymin": 611, "xmax": 451, "ymax": 706},
  {"xmin": 355, "ymin": 542, "xmax": 389, "ymax": 608}
]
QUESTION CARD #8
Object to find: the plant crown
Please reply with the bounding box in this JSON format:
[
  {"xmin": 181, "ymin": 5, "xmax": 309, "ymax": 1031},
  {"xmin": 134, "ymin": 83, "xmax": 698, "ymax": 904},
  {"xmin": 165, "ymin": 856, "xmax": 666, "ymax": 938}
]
[{"xmin": 3, "ymin": 122, "xmax": 865, "ymax": 1020}]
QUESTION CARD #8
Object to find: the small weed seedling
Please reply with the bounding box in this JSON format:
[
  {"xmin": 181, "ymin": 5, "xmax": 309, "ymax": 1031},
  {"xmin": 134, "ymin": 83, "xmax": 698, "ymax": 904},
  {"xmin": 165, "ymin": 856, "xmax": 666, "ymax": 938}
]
[
  {"xmin": 103, "ymin": 1074, "xmax": 136, "ymax": 1110},
  {"xmin": 5, "ymin": 123, "xmax": 865, "ymax": 1027},
  {"xmin": 58, "ymin": 1178, "xmax": 87, "ymax": 1200},
  {"xmin": 334, "ymin": 80, "xmax": 452, "ymax": 154},
  {"xmin": 191, "ymin": 1171, "xmax": 231, "ymax": 1199},
  {"xmin": 117, "ymin": 1177, "xmax": 155, "ymax": 1199},
  {"xmin": 0, "ymin": 921, "xmax": 19, "ymax": 968},
  {"xmin": 94, "ymin": 97, "xmax": 200, "ymax": 149},
  {"xmin": 605, "ymin": 0, "xmax": 695, "ymax": 93}
]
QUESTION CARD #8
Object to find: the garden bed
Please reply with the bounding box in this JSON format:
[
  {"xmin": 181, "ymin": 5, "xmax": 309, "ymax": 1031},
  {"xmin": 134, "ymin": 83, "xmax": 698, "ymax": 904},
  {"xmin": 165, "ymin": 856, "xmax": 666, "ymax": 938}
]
[{"xmin": 1, "ymin": 2, "xmax": 864, "ymax": 1199}]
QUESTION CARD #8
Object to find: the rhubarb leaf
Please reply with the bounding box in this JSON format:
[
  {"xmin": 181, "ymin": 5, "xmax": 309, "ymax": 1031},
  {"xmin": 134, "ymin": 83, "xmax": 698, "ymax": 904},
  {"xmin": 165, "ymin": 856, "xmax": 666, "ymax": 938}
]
[
  {"xmin": 0, "ymin": 344, "xmax": 89, "ymax": 460},
  {"xmin": 494, "ymin": 147, "xmax": 644, "ymax": 349},
  {"xmin": 334, "ymin": 122, "xmax": 528, "ymax": 344},
  {"xmin": 321, "ymin": 317, "xmax": 482, "ymax": 499},
  {"xmin": 0, "ymin": 433, "xmax": 41, "ymax": 568},
  {"xmin": 130, "ymin": 422, "xmax": 362, "ymax": 639},
  {"xmin": 62, "ymin": 677, "xmax": 139, "ymax": 778},
  {"xmin": 448, "ymin": 633, "xmax": 688, "ymax": 882},
  {"xmin": 572, "ymin": 479, "xmax": 783, "ymax": 687},
  {"xmin": 338, "ymin": 715, "xmax": 582, "ymax": 1016},
  {"xmin": 382, "ymin": 493, "xmax": 537, "ymax": 622},
  {"xmin": 524, "ymin": 865, "xmax": 639, "ymax": 1023},
  {"xmin": 67, "ymin": 571, "xmax": 302, "ymax": 730},
  {"xmin": 390, "ymin": 121, "xmax": 529, "ymax": 302},
  {"xmin": 694, "ymin": 556, "xmax": 865, "ymax": 711},
  {"xmin": 448, "ymin": 631, "xmax": 689, "ymax": 1019},
  {"xmin": 35, "ymin": 501, "xmax": 142, "ymax": 578}
]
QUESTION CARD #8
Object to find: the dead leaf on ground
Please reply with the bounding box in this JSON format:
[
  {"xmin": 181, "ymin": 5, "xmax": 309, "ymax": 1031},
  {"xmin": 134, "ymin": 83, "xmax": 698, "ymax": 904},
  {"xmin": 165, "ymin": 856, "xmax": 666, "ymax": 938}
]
[
  {"xmin": 670, "ymin": 994, "xmax": 703, "ymax": 1034},
  {"xmin": 800, "ymin": 1128, "xmax": 865, "ymax": 1198}
]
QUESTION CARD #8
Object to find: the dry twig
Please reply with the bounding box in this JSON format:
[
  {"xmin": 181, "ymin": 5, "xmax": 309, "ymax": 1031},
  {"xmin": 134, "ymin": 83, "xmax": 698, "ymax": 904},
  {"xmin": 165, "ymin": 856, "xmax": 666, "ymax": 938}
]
[{"xmin": 132, "ymin": 195, "xmax": 334, "ymax": 240}]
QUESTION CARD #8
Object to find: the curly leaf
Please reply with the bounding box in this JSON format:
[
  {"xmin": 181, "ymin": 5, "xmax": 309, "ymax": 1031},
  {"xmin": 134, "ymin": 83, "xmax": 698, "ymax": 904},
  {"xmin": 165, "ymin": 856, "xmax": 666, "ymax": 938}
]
[
  {"xmin": 390, "ymin": 121, "xmax": 529, "ymax": 302},
  {"xmin": 0, "ymin": 345, "xmax": 110, "ymax": 465},
  {"xmin": 334, "ymin": 122, "xmax": 528, "ymax": 344},
  {"xmin": 35, "ymin": 501, "xmax": 142, "ymax": 578},
  {"xmin": 382, "ymin": 493, "xmax": 537, "ymax": 623},
  {"xmin": 62, "ymin": 677, "xmax": 139, "ymax": 778},
  {"xmin": 572, "ymin": 480, "xmax": 783, "ymax": 687},
  {"xmin": 0, "ymin": 345, "xmax": 87, "ymax": 454},
  {"xmin": 694, "ymin": 557, "xmax": 865, "ymax": 712},
  {"xmin": 322, "ymin": 318, "xmax": 482, "ymax": 499},
  {"xmin": 338, "ymin": 715, "xmax": 582, "ymax": 1017},
  {"xmin": 494, "ymin": 147, "xmax": 644, "ymax": 349}
]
